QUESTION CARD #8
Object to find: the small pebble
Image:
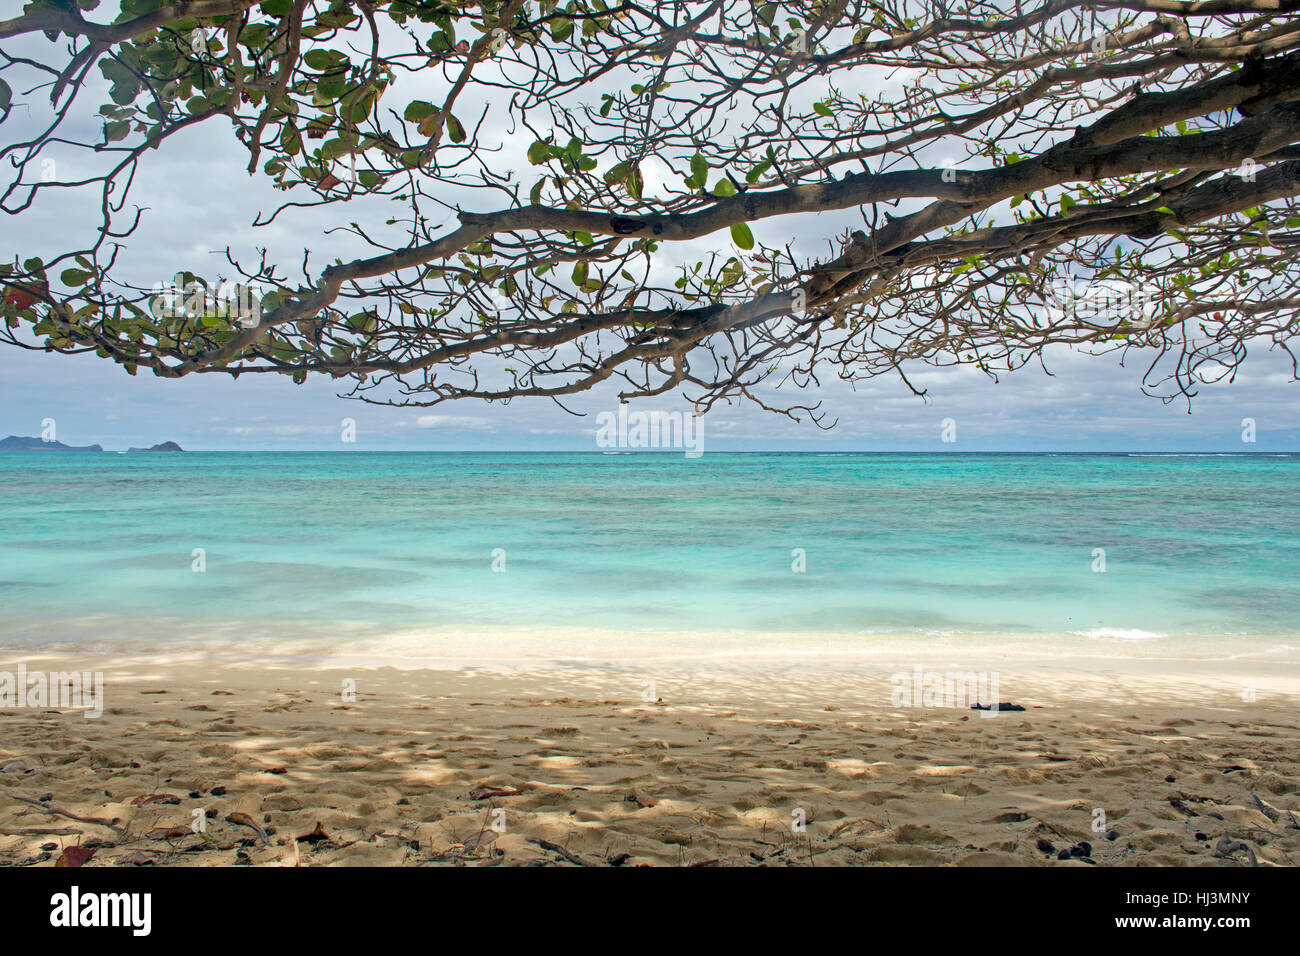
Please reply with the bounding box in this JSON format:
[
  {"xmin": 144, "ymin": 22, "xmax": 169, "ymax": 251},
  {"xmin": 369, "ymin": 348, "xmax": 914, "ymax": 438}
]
[
  {"xmin": 1165, "ymin": 774, "xmax": 1176, "ymax": 783},
  {"xmin": 1036, "ymin": 837, "xmax": 1055, "ymax": 854},
  {"xmin": 1105, "ymin": 829, "xmax": 1119, "ymax": 841}
]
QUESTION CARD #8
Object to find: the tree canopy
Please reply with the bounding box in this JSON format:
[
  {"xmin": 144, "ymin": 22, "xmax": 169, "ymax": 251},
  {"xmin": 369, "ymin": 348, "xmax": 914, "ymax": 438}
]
[{"xmin": 1, "ymin": 0, "xmax": 1298, "ymax": 421}]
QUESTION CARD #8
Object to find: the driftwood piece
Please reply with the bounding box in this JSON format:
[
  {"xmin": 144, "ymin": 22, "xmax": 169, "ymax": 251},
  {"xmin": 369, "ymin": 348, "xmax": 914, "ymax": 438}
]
[
  {"xmin": 3, "ymin": 790, "xmax": 122, "ymax": 833},
  {"xmin": 527, "ymin": 837, "xmax": 594, "ymax": 867},
  {"xmin": 1249, "ymin": 790, "xmax": 1281, "ymax": 822}
]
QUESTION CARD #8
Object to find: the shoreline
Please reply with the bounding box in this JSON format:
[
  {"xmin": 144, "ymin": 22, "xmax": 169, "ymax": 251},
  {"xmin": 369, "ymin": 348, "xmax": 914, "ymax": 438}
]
[{"xmin": 1, "ymin": 616, "xmax": 1297, "ymax": 666}]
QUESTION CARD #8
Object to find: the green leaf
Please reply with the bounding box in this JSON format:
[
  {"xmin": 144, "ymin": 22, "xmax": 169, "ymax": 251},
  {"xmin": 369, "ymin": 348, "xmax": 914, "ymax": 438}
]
[
  {"xmin": 813, "ymin": 101, "xmax": 834, "ymax": 118},
  {"xmin": 712, "ymin": 178, "xmax": 736, "ymax": 198},
  {"xmin": 304, "ymin": 49, "xmax": 346, "ymax": 71},
  {"xmin": 690, "ymin": 152, "xmax": 708, "ymax": 188},
  {"xmin": 604, "ymin": 161, "xmax": 630, "ymax": 184},
  {"xmin": 60, "ymin": 268, "xmax": 92, "ymax": 287},
  {"xmin": 403, "ymin": 100, "xmax": 437, "ymax": 122},
  {"xmin": 280, "ymin": 124, "xmax": 302, "ymax": 155},
  {"xmin": 527, "ymin": 140, "xmax": 551, "ymax": 165},
  {"xmin": 730, "ymin": 222, "xmax": 755, "ymax": 249},
  {"xmin": 445, "ymin": 113, "xmax": 466, "ymax": 143},
  {"xmin": 745, "ymin": 159, "xmax": 772, "ymax": 185},
  {"xmin": 0, "ymin": 78, "xmax": 11, "ymax": 112}
]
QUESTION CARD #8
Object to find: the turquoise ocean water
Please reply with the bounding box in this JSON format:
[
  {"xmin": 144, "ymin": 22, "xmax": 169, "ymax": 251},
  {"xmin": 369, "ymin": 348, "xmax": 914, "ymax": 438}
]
[{"xmin": 0, "ymin": 452, "xmax": 1296, "ymax": 658}]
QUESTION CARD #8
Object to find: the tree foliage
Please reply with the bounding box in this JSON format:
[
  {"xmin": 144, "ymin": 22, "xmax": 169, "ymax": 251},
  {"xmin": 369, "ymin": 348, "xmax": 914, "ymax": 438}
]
[{"xmin": 2, "ymin": 0, "xmax": 1299, "ymax": 420}]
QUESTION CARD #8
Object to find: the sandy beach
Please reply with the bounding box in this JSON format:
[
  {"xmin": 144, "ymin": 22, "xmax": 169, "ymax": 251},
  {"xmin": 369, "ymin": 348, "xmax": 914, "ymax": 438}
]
[{"xmin": 1, "ymin": 649, "xmax": 1297, "ymax": 867}]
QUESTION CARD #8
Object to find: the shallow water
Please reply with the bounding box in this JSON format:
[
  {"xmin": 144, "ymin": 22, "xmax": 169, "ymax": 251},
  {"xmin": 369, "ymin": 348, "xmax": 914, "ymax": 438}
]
[{"xmin": 0, "ymin": 452, "xmax": 1296, "ymax": 656}]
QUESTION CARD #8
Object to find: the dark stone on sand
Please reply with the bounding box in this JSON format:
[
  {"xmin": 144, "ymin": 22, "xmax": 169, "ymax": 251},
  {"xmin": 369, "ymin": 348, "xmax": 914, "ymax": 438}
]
[
  {"xmin": 1057, "ymin": 848, "xmax": 1072, "ymax": 860},
  {"xmin": 397, "ymin": 798, "xmax": 410, "ymax": 805},
  {"xmin": 971, "ymin": 702, "xmax": 1026, "ymax": 712},
  {"xmin": 1036, "ymin": 838, "xmax": 1055, "ymax": 854},
  {"xmin": 1105, "ymin": 829, "xmax": 1118, "ymax": 841},
  {"xmin": 189, "ymin": 790, "xmax": 201, "ymax": 799},
  {"xmin": 1195, "ymin": 832, "xmax": 1208, "ymax": 841},
  {"xmin": 210, "ymin": 786, "xmax": 226, "ymax": 796},
  {"xmin": 1165, "ymin": 774, "xmax": 1176, "ymax": 782}
]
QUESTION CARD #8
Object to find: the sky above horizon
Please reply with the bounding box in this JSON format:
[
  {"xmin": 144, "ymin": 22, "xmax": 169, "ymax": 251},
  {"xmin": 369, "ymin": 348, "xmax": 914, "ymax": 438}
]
[
  {"xmin": 4, "ymin": 337, "xmax": 1298, "ymax": 452},
  {"xmin": 3, "ymin": 10, "xmax": 1299, "ymax": 453}
]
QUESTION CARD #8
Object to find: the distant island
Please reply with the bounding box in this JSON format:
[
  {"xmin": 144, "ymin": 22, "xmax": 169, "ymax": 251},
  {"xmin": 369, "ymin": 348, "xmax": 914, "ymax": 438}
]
[
  {"xmin": 1, "ymin": 436, "xmax": 183, "ymax": 452},
  {"xmin": 0, "ymin": 435, "xmax": 103, "ymax": 452},
  {"xmin": 128, "ymin": 441, "xmax": 184, "ymax": 452}
]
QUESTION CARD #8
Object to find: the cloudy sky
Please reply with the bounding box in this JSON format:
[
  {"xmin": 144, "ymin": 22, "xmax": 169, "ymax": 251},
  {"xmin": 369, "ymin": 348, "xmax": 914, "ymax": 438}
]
[{"xmin": 2, "ymin": 10, "xmax": 1298, "ymax": 452}]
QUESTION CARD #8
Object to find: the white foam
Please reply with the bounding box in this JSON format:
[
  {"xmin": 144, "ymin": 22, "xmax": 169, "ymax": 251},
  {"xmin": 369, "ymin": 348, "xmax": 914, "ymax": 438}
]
[{"xmin": 1072, "ymin": 627, "xmax": 1168, "ymax": 641}]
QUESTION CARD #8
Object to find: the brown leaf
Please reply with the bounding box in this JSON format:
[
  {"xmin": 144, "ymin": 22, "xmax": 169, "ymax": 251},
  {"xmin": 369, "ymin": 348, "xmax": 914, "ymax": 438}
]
[
  {"xmin": 417, "ymin": 113, "xmax": 440, "ymax": 138},
  {"xmin": 146, "ymin": 826, "xmax": 192, "ymax": 840},
  {"xmin": 318, "ymin": 173, "xmax": 342, "ymax": 190},
  {"xmin": 131, "ymin": 793, "xmax": 181, "ymax": 806},
  {"xmin": 469, "ymin": 786, "xmax": 520, "ymax": 800},
  {"xmin": 128, "ymin": 851, "xmax": 153, "ymax": 866},
  {"xmin": 55, "ymin": 846, "xmax": 96, "ymax": 868},
  {"xmin": 626, "ymin": 792, "xmax": 658, "ymax": 808},
  {"xmin": 463, "ymin": 830, "xmax": 498, "ymax": 850},
  {"xmin": 225, "ymin": 812, "xmax": 270, "ymax": 844},
  {"xmin": 4, "ymin": 287, "xmax": 36, "ymax": 310}
]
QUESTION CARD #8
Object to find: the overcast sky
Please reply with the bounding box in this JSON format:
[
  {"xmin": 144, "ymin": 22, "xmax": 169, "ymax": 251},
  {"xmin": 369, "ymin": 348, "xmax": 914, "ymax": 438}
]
[{"xmin": 2, "ymin": 8, "xmax": 1298, "ymax": 452}]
